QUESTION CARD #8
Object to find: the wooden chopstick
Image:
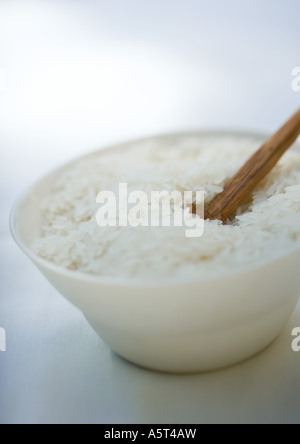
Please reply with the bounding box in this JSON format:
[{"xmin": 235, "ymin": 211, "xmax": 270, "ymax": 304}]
[{"xmin": 202, "ymin": 108, "xmax": 300, "ymax": 223}]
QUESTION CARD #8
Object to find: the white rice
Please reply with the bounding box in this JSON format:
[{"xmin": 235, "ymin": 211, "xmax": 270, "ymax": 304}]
[{"xmin": 31, "ymin": 133, "xmax": 300, "ymax": 281}]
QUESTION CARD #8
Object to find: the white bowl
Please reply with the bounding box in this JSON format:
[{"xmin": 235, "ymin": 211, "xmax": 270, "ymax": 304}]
[{"xmin": 10, "ymin": 131, "xmax": 300, "ymax": 373}]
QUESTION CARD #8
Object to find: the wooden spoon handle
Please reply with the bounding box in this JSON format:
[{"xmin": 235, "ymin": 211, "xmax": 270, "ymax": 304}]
[{"xmin": 205, "ymin": 108, "xmax": 300, "ymax": 222}]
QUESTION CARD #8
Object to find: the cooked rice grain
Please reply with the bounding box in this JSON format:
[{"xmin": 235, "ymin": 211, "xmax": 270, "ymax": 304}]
[{"xmin": 31, "ymin": 134, "xmax": 300, "ymax": 281}]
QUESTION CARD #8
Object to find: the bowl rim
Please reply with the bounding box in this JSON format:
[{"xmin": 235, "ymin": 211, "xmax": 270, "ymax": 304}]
[{"xmin": 10, "ymin": 129, "xmax": 300, "ymax": 288}]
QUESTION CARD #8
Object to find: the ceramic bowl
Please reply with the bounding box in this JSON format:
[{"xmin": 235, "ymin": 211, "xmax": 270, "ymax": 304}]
[{"xmin": 10, "ymin": 131, "xmax": 300, "ymax": 373}]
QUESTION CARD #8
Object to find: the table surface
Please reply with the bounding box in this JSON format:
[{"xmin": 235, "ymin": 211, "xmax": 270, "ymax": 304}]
[{"xmin": 1, "ymin": 0, "xmax": 300, "ymax": 424}]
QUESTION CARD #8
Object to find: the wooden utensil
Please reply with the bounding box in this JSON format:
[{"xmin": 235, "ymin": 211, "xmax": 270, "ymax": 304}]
[{"xmin": 198, "ymin": 108, "xmax": 300, "ymax": 223}]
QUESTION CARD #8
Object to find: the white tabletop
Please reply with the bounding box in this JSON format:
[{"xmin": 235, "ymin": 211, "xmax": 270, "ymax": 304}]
[{"xmin": 1, "ymin": 0, "xmax": 300, "ymax": 424}]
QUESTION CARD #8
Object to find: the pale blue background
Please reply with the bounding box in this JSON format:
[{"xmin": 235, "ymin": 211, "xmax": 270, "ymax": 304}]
[{"xmin": 0, "ymin": 0, "xmax": 300, "ymax": 424}]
